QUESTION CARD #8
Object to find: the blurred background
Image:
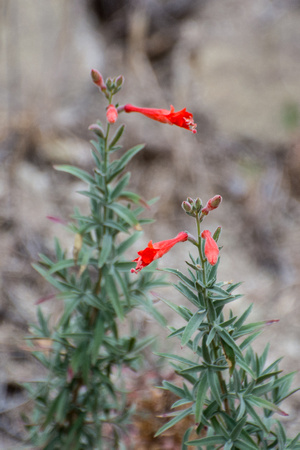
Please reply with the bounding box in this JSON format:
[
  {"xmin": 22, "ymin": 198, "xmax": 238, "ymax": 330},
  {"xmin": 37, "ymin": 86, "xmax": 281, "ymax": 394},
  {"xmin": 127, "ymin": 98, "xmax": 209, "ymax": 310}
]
[{"xmin": 1, "ymin": 0, "xmax": 300, "ymax": 447}]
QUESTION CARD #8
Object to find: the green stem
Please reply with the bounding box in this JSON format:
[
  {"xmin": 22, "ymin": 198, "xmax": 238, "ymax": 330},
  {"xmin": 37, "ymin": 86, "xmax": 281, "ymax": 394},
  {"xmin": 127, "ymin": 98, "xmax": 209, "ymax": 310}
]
[
  {"xmin": 196, "ymin": 213, "xmax": 230, "ymax": 416},
  {"xmin": 95, "ymin": 101, "xmax": 112, "ymax": 295}
]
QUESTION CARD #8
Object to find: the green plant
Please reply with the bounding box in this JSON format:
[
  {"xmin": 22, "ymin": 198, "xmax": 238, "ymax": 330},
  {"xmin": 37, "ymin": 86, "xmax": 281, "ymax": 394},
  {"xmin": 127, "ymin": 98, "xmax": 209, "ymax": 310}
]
[
  {"xmin": 135, "ymin": 196, "xmax": 300, "ymax": 448},
  {"xmin": 24, "ymin": 71, "xmax": 167, "ymax": 449}
]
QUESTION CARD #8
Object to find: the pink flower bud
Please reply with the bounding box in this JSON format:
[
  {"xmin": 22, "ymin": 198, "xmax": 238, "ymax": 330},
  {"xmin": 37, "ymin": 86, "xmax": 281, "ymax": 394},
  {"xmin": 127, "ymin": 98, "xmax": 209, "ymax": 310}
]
[
  {"xmin": 106, "ymin": 104, "xmax": 118, "ymax": 124},
  {"xmin": 181, "ymin": 201, "xmax": 192, "ymax": 213},
  {"xmin": 202, "ymin": 195, "xmax": 222, "ymax": 216},
  {"xmin": 201, "ymin": 229, "xmax": 219, "ymax": 265},
  {"xmin": 91, "ymin": 69, "xmax": 107, "ymax": 92}
]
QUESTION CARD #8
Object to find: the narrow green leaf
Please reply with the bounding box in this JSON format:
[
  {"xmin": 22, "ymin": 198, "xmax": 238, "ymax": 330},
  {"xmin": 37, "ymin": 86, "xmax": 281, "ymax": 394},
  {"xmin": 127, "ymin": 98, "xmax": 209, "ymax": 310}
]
[
  {"xmin": 247, "ymin": 395, "xmax": 288, "ymax": 416},
  {"xmin": 98, "ymin": 234, "xmax": 113, "ymax": 268},
  {"xmin": 162, "ymin": 380, "xmax": 186, "ymax": 398},
  {"xmin": 206, "ymin": 326, "xmax": 217, "ymax": 346},
  {"xmin": 110, "ymin": 172, "xmax": 130, "ymax": 200},
  {"xmin": 187, "ymin": 435, "xmax": 226, "ymax": 446},
  {"xmin": 239, "ymin": 331, "xmax": 262, "ymax": 351},
  {"xmin": 208, "ymin": 369, "xmax": 222, "ymax": 406},
  {"xmin": 59, "ymin": 298, "xmax": 81, "ymax": 327},
  {"xmin": 217, "ymin": 327, "xmax": 243, "ymax": 358},
  {"xmin": 180, "ymin": 364, "xmax": 207, "ymax": 374},
  {"xmin": 107, "ymin": 144, "xmax": 144, "ymax": 181},
  {"xmin": 195, "ymin": 371, "xmax": 208, "ymax": 423},
  {"xmin": 37, "ymin": 307, "xmax": 50, "ymax": 336},
  {"xmin": 207, "ymin": 257, "xmax": 220, "ymax": 283},
  {"xmin": 154, "ymin": 407, "xmax": 192, "ymax": 437},
  {"xmin": 182, "ymin": 427, "xmax": 193, "ymax": 450},
  {"xmin": 158, "ymin": 295, "xmax": 192, "ymax": 321},
  {"xmin": 276, "ymin": 420, "xmax": 287, "ymax": 448},
  {"xmin": 236, "ymin": 356, "xmax": 256, "ymax": 379},
  {"xmin": 174, "ymin": 282, "xmax": 199, "ymax": 307},
  {"xmin": 108, "ymin": 203, "xmax": 138, "ymax": 227},
  {"xmin": 109, "ymin": 124, "xmax": 125, "ymax": 148},
  {"xmin": 214, "ymin": 295, "xmax": 242, "ymax": 309},
  {"xmin": 287, "ymin": 432, "xmax": 300, "ymax": 448},
  {"xmin": 105, "ymin": 274, "xmax": 124, "ymax": 320},
  {"xmin": 236, "ymin": 394, "xmax": 246, "ymax": 421},
  {"xmin": 32, "ymin": 263, "xmax": 67, "ymax": 291},
  {"xmin": 221, "ymin": 338, "xmax": 236, "ymax": 375},
  {"xmin": 103, "ymin": 219, "xmax": 128, "ymax": 233},
  {"xmin": 131, "ymin": 293, "xmax": 167, "ymax": 327},
  {"xmin": 230, "ymin": 415, "xmax": 248, "ymax": 441},
  {"xmin": 91, "ymin": 313, "xmax": 105, "ymax": 363},
  {"xmin": 155, "ymin": 353, "xmax": 196, "ymax": 367},
  {"xmin": 244, "ymin": 400, "xmax": 269, "ymax": 433},
  {"xmin": 54, "ymin": 165, "xmax": 94, "ymax": 184},
  {"xmin": 163, "ymin": 268, "xmax": 196, "ymax": 290},
  {"xmin": 235, "ymin": 439, "xmax": 259, "ymax": 450},
  {"xmin": 181, "ymin": 309, "xmax": 206, "ymax": 346},
  {"xmin": 49, "ymin": 259, "xmax": 75, "ymax": 274},
  {"xmin": 56, "ymin": 389, "xmax": 69, "ymax": 423},
  {"xmin": 207, "ymin": 285, "xmax": 231, "ymax": 298},
  {"xmin": 224, "ymin": 441, "xmax": 233, "ymax": 450},
  {"xmin": 234, "ymin": 304, "xmax": 253, "ymax": 330}
]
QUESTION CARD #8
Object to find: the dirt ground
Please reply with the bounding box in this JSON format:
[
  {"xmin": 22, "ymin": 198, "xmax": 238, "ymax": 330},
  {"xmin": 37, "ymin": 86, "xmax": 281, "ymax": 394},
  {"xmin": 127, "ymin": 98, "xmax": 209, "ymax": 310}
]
[{"xmin": 1, "ymin": 0, "xmax": 300, "ymax": 447}]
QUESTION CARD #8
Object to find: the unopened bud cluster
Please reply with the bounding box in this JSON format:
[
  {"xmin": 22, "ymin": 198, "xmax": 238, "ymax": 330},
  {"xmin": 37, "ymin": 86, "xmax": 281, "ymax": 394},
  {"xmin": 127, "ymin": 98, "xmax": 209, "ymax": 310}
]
[
  {"xmin": 106, "ymin": 75, "xmax": 124, "ymax": 94},
  {"xmin": 181, "ymin": 194, "xmax": 222, "ymax": 219},
  {"xmin": 91, "ymin": 69, "xmax": 124, "ymax": 98},
  {"xmin": 181, "ymin": 197, "xmax": 202, "ymax": 216}
]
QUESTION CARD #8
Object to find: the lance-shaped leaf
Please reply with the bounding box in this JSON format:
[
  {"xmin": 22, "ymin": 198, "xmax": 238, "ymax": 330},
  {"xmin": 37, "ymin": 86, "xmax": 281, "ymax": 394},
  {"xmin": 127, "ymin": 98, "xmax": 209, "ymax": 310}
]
[
  {"xmin": 154, "ymin": 407, "xmax": 193, "ymax": 437},
  {"xmin": 181, "ymin": 309, "xmax": 206, "ymax": 346},
  {"xmin": 108, "ymin": 124, "xmax": 125, "ymax": 148},
  {"xmin": 107, "ymin": 144, "xmax": 144, "ymax": 182},
  {"xmin": 246, "ymin": 395, "xmax": 288, "ymax": 416},
  {"xmin": 108, "ymin": 203, "xmax": 139, "ymax": 227},
  {"xmin": 105, "ymin": 274, "xmax": 124, "ymax": 320},
  {"xmin": 110, "ymin": 172, "xmax": 131, "ymax": 200},
  {"xmin": 98, "ymin": 234, "xmax": 113, "ymax": 268},
  {"xmin": 195, "ymin": 370, "xmax": 209, "ymax": 423},
  {"xmin": 54, "ymin": 165, "xmax": 95, "ymax": 184},
  {"xmin": 187, "ymin": 435, "xmax": 226, "ymax": 446}
]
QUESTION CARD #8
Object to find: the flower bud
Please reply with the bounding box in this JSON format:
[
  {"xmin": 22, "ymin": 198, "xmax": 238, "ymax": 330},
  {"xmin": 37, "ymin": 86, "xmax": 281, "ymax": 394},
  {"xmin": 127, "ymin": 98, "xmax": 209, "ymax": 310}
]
[
  {"xmin": 201, "ymin": 230, "xmax": 219, "ymax": 266},
  {"xmin": 194, "ymin": 197, "xmax": 202, "ymax": 212},
  {"xmin": 116, "ymin": 75, "xmax": 124, "ymax": 88},
  {"xmin": 91, "ymin": 69, "xmax": 107, "ymax": 92},
  {"xmin": 202, "ymin": 195, "xmax": 222, "ymax": 215},
  {"xmin": 181, "ymin": 201, "xmax": 192, "ymax": 213},
  {"xmin": 106, "ymin": 104, "xmax": 118, "ymax": 124},
  {"xmin": 88, "ymin": 123, "xmax": 105, "ymax": 138},
  {"xmin": 187, "ymin": 197, "xmax": 194, "ymax": 205}
]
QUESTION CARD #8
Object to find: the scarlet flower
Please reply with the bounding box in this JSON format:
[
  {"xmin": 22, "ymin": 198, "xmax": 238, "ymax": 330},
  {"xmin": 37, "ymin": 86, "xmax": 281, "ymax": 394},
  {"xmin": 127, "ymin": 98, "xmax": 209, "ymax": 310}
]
[
  {"xmin": 124, "ymin": 104, "xmax": 197, "ymax": 133},
  {"xmin": 202, "ymin": 195, "xmax": 222, "ymax": 216},
  {"xmin": 106, "ymin": 104, "xmax": 118, "ymax": 123},
  {"xmin": 131, "ymin": 231, "xmax": 188, "ymax": 273},
  {"xmin": 201, "ymin": 230, "xmax": 219, "ymax": 266}
]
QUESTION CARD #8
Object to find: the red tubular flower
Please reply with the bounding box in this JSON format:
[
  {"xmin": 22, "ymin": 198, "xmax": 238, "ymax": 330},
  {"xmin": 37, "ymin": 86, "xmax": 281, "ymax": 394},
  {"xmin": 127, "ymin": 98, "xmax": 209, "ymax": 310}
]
[
  {"xmin": 106, "ymin": 104, "xmax": 118, "ymax": 123},
  {"xmin": 202, "ymin": 195, "xmax": 222, "ymax": 216},
  {"xmin": 124, "ymin": 104, "xmax": 197, "ymax": 133},
  {"xmin": 131, "ymin": 231, "xmax": 188, "ymax": 273},
  {"xmin": 201, "ymin": 230, "xmax": 219, "ymax": 266}
]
